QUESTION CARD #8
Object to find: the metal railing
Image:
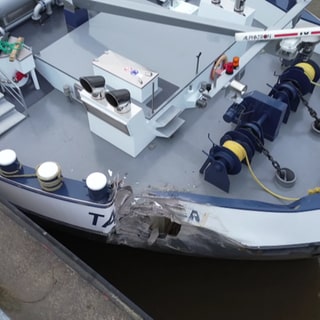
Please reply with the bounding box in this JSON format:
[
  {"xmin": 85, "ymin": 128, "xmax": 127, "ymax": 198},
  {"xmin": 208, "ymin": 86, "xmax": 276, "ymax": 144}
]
[{"xmin": 0, "ymin": 68, "xmax": 28, "ymax": 116}]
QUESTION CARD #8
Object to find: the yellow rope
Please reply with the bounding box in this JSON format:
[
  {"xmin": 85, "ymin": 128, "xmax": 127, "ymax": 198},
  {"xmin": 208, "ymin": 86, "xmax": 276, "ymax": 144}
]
[
  {"xmin": 295, "ymin": 62, "xmax": 320, "ymax": 87},
  {"xmin": 0, "ymin": 162, "xmax": 63, "ymax": 192},
  {"xmin": 0, "ymin": 163, "xmax": 36, "ymax": 179},
  {"xmin": 223, "ymin": 140, "xmax": 300, "ymax": 201},
  {"xmin": 308, "ymin": 187, "xmax": 320, "ymax": 195},
  {"xmin": 310, "ymin": 80, "xmax": 320, "ymax": 87},
  {"xmin": 222, "ymin": 140, "xmax": 246, "ymax": 161},
  {"xmin": 0, "ymin": 171, "xmax": 36, "ymax": 178},
  {"xmin": 295, "ymin": 62, "xmax": 316, "ymax": 81},
  {"xmin": 244, "ymin": 154, "xmax": 300, "ymax": 201}
]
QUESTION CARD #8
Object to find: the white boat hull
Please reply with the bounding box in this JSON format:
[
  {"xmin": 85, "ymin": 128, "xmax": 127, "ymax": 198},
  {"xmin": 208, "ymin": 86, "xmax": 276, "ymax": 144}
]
[{"xmin": 0, "ymin": 177, "xmax": 115, "ymax": 235}]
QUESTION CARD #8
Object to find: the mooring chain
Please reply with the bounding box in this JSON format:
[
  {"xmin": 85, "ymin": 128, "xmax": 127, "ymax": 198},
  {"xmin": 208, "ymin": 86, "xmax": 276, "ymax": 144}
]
[
  {"xmin": 256, "ymin": 139, "xmax": 282, "ymax": 174},
  {"xmin": 241, "ymin": 126, "xmax": 283, "ymax": 174},
  {"xmin": 299, "ymin": 94, "xmax": 320, "ymax": 128}
]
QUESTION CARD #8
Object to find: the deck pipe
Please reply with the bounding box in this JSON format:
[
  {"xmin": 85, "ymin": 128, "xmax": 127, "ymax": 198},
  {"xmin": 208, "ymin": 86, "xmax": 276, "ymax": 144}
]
[
  {"xmin": 105, "ymin": 89, "xmax": 131, "ymax": 114},
  {"xmin": 32, "ymin": 0, "xmax": 64, "ymax": 21},
  {"xmin": 79, "ymin": 76, "xmax": 106, "ymax": 100}
]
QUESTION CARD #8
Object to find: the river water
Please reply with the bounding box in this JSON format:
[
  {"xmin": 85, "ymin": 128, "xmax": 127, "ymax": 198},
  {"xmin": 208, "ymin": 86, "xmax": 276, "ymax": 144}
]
[{"xmin": 45, "ymin": 227, "xmax": 320, "ymax": 320}]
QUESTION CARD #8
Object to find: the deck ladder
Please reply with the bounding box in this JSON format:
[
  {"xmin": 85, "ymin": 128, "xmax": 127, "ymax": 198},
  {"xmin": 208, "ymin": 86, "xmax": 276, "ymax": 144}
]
[{"xmin": 0, "ymin": 69, "xmax": 28, "ymax": 135}]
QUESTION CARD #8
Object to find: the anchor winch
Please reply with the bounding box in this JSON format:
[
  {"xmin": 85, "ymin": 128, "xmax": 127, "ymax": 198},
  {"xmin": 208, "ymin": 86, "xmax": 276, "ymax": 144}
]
[{"xmin": 200, "ymin": 60, "xmax": 320, "ymax": 192}]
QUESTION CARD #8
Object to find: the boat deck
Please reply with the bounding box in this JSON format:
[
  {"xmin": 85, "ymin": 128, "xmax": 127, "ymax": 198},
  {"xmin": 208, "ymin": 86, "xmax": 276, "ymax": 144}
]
[
  {"xmin": 0, "ymin": 198, "xmax": 149, "ymax": 319},
  {"xmin": 1, "ymin": 3, "xmax": 320, "ymax": 206}
]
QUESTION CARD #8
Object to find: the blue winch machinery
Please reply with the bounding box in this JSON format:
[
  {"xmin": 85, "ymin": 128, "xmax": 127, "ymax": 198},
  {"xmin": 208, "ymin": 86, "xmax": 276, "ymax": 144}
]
[{"xmin": 200, "ymin": 59, "xmax": 320, "ymax": 192}]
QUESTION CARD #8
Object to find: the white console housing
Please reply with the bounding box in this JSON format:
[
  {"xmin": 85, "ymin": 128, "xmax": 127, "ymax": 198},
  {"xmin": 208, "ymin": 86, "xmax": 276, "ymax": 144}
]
[
  {"xmin": 92, "ymin": 50, "xmax": 159, "ymax": 103},
  {"xmin": 80, "ymin": 90, "xmax": 156, "ymax": 157}
]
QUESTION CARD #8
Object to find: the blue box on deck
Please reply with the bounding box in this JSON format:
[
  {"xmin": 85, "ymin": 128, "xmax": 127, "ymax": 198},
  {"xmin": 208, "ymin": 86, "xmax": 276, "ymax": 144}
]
[{"xmin": 64, "ymin": 8, "xmax": 88, "ymax": 29}]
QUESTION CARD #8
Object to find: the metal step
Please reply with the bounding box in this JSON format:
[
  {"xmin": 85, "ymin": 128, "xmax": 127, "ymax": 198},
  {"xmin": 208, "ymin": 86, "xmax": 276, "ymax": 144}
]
[
  {"xmin": 154, "ymin": 117, "xmax": 185, "ymax": 138},
  {"xmin": 0, "ymin": 97, "xmax": 15, "ymax": 118},
  {"xmin": 0, "ymin": 109, "xmax": 26, "ymax": 136},
  {"xmin": 154, "ymin": 105, "xmax": 181, "ymax": 128}
]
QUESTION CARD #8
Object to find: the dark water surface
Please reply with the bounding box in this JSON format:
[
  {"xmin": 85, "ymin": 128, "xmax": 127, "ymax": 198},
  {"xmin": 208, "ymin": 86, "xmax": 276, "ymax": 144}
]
[{"xmin": 44, "ymin": 226, "xmax": 320, "ymax": 320}]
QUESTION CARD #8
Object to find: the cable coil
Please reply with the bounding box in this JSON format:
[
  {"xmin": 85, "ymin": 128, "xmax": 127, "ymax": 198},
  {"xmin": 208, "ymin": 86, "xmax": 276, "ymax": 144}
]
[{"xmin": 222, "ymin": 140, "xmax": 300, "ymax": 201}]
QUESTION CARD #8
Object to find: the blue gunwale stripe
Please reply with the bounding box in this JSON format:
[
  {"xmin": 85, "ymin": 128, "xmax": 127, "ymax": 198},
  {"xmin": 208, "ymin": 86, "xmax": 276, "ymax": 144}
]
[
  {"xmin": 148, "ymin": 191, "xmax": 320, "ymax": 213},
  {"xmin": 0, "ymin": 165, "xmax": 114, "ymax": 209}
]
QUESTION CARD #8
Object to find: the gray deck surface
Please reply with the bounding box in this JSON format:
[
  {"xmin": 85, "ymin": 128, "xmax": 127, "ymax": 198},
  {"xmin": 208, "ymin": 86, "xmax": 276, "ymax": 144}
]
[
  {"xmin": 37, "ymin": 11, "xmax": 234, "ymax": 88},
  {"xmin": 2, "ymin": 53, "xmax": 320, "ymax": 204},
  {"xmin": 1, "ymin": 2, "xmax": 320, "ymax": 204},
  {"xmin": 0, "ymin": 199, "xmax": 149, "ymax": 320}
]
